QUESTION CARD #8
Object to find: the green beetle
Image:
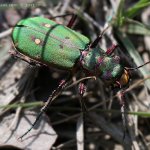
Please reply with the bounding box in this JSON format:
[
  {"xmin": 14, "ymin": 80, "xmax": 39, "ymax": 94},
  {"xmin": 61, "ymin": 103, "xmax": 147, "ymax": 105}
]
[
  {"xmin": 11, "ymin": 16, "xmax": 132, "ymax": 139},
  {"xmin": 12, "ymin": 17, "xmax": 129, "ymax": 87}
]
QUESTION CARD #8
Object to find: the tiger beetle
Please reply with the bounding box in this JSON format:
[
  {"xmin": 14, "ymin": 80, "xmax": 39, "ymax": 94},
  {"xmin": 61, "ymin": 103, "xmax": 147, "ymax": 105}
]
[{"xmin": 10, "ymin": 14, "xmax": 150, "ymax": 140}]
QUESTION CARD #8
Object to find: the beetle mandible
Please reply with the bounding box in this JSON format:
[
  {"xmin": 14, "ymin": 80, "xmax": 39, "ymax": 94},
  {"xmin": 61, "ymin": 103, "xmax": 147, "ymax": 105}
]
[{"xmin": 11, "ymin": 14, "xmax": 145, "ymax": 139}]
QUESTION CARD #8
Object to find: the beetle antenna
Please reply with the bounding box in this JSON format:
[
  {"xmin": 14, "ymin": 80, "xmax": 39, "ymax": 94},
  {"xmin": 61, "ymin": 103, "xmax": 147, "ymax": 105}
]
[{"xmin": 125, "ymin": 61, "xmax": 150, "ymax": 71}]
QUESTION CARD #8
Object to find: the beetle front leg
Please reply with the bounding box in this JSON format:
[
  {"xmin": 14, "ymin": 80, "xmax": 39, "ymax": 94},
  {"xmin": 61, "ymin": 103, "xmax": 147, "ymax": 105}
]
[{"xmin": 18, "ymin": 75, "xmax": 72, "ymax": 140}]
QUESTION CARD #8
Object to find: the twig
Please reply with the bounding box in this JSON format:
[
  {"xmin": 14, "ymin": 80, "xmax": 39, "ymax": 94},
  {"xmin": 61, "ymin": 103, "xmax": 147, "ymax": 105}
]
[{"xmin": 0, "ymin": 28, "xmax": 12, "ymax": 39}]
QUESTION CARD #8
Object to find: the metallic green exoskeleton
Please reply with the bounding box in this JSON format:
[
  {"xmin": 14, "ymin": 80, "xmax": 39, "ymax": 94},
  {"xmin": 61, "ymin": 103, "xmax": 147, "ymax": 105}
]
[
  {"xmin": 12, "ymin": 17, "xmax": 129, "ymax": 86},
  {"xmin": 12, "ymin": 17, "xmax": 89, "ymax": 70}
]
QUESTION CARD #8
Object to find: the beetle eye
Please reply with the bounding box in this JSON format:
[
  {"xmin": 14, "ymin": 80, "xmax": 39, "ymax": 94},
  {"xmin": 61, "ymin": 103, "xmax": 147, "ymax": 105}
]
[{"xmin": 118, "ymin": 69, "xmax": 130, "ymax": 87}]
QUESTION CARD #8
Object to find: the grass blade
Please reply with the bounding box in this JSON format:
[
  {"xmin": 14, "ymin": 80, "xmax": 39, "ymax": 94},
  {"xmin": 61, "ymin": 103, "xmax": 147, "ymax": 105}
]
[
  {"xmin": 121, "ymin": 19, "xmax": 150, "ymax": 35},
  {"xmin": 125, "ymin": 0, "xmax": 150, "ymax": 18}
]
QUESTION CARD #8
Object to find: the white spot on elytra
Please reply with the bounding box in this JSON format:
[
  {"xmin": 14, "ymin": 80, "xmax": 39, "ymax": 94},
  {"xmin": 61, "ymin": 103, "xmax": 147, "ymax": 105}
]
[
  {"xmin": 44, "ymin": 24, "xmax": 51, "ymax": 28},
  {"xmin": 35, "ymin": 39, "xmax": 41, "ymax": 45}
]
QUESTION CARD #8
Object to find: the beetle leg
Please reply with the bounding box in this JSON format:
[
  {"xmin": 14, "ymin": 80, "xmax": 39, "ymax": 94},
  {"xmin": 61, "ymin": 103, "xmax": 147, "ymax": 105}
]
[
  {"xmin": 90, "ymin": 25, "xmax": 110, "ymax": 48},
  {"xmin": 106, "ymin": 44, "xmax": 118, "ymax": 55},
  {"xmin": 67, "ymin": 14, "xmax": 77, "ymax": 28},
  {"xmin": 78, "ymin": 82, "xmax": 87, "ymax": 112},
  {"xmin": 9, "ymin": 50, "xmax": 46, "ymax": 67},
  {"xmin": 78, "ymin": 81, "xmax": 87, "ymax": 147},
  {"xmin": 18, "ymin": 75, "xmax": 72, "ymax": 140}
]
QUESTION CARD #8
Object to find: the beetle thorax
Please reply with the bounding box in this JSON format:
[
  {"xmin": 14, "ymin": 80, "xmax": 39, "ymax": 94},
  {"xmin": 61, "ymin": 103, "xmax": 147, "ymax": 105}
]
[{"xmin": 80, "ymin": 48, "xmax": 124, "ymax": 83}]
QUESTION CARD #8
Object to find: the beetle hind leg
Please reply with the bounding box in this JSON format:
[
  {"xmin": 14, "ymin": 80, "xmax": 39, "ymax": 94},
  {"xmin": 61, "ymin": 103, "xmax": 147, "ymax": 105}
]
[
  {"xmin": 18, "ymin": 75, "xmax": 72, "ymax": 140},
  {"xmin": 67, "ymin": 14, "xmax": 77, "ymax": 28}
]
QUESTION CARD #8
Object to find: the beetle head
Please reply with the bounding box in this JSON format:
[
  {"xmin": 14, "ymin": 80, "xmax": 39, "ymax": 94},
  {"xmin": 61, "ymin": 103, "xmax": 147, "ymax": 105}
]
[{"xmin": 113, "ymin": 69, "xmax": 130, "ymax": 89}]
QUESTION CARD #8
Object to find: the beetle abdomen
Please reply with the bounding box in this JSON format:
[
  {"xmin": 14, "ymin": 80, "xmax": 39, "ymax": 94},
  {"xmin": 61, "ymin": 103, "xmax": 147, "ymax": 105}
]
[{"xmin": 12, "ymin": 17, "xmax": 90, "ymax": 70}]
